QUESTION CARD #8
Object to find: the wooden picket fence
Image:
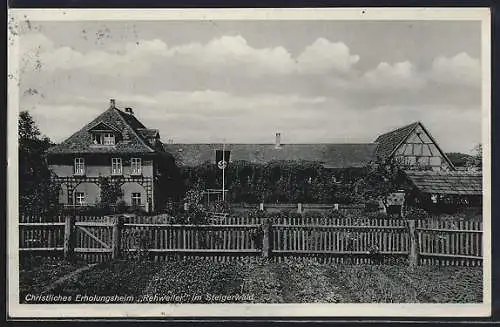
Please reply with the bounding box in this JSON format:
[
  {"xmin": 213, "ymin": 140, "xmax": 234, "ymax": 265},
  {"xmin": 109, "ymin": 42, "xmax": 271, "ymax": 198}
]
[{"xmin": 18, "ymin": 214, "xmax": 482, "ymax": 266}]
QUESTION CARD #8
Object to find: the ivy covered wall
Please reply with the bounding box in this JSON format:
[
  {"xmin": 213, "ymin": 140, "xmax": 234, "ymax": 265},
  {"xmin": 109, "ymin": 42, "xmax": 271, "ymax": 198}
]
[{"xmin": 179, "ymin": 160, "xmax": 367, "ymax": 204}]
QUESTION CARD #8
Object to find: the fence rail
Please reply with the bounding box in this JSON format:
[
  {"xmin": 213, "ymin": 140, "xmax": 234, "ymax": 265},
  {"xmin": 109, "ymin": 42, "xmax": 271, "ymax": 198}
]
[
  {"xmin": 230, "ymin": 203, "xmax": 365, "ymax": 214},
  {"xmin": 19, "ymin": 214, "xmax": 483, "ymax": 266}
]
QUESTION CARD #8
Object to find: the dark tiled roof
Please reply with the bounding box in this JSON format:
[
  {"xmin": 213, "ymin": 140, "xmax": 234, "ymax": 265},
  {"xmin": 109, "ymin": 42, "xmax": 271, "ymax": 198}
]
[
  {"xmin": 46, "ymin": 107, "xmax": 156, "ymax": 154},
  {"xmin": 164, "ymin": 143, "xmax": 377, "ymax": 168},
  {"xmin": 116, "ymin": 109, "xmax": 146, "ymax": 130},
  {"xmin": 137, "ymin": 128, "xmax": 159, "ymax": 139},
  {"xmin": 404, "ymin": 170, "xmax": 482, "ymax": 195},
  {"xmin": 374, "ymin": 122, "xmax": 419, "ymax": 159}
]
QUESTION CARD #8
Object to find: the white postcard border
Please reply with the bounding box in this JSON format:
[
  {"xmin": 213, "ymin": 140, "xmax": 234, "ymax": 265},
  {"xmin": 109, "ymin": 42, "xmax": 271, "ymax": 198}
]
[{"xmin": 7, "ymin": 7, "xmax": 492, "ymax": 319}]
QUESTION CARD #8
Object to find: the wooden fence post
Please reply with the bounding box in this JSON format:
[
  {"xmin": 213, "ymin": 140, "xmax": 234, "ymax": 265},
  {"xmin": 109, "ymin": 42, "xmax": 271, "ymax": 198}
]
[
  {"xmin": 408, "ymin": 219, "xmax": 418, "ymax": 267},
  {"xmin": 112, "ymin": 216, "xmax": 123, "ymax": 260},
  {"xmin": 64, "ymin": 215, "xmax": 75, "ymax": 261},
  {"xmin": 262, "ymin": 219, "xmax": 272, "ymax": 258}
]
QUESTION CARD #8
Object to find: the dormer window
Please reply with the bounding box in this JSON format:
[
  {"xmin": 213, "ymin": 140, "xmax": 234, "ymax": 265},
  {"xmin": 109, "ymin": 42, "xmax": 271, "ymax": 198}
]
[
  {"xmin": 92, "ymin": 132, "xmax": 115, "ymax": 145},
  {"xmin": 88, "ymin": 122, "xmax": 119, "ymax": 146}
]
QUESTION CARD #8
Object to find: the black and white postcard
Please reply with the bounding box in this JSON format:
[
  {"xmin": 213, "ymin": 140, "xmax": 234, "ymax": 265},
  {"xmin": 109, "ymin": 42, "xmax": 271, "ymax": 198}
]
[{"xmin": 7, "ymin": 8, "xmax": 491, "ymax": 319}]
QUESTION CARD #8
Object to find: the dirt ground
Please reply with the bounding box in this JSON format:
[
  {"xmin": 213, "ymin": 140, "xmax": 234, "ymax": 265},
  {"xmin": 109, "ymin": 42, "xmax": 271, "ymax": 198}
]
[{"xmin": 19, "ymin": 257, "xmax": 483, "ymax": 304}]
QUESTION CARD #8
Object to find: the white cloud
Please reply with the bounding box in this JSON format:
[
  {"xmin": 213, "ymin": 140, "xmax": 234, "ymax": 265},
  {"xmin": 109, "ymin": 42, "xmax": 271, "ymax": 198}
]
[
  {"xmin": 296, "ymin": 38, "xmax": 360, "ymax": 74},
  {"xmin": 341, "ymin": 53, "xmax": 480, "ymax": 100},
  {"xmin": 361, "ymin": 61, "xmax": 425, "ymax": 90},
  {"xmin": 20, "ymin": 33, "xmax": 363, "ymax": 77},
  {"xmin": 21, "ymin": 32, "xmax": 480, "ymax": 96},
  {"xmin": 162, "ymin": 36, "xmax": 360, "ymax": 76},
  {"xmin": 429, "ymin": 52, "xmax": 481, "ymax": 87},
  {"xmin": 164, "ymin": 35, "xmax": 295, "ymax": 76}
]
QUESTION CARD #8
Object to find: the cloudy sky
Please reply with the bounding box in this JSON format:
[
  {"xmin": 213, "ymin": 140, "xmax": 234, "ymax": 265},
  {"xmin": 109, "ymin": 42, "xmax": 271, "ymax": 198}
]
[{"xmin": 17, "ymin": 19, "xmax": 483, "ymax": 154}]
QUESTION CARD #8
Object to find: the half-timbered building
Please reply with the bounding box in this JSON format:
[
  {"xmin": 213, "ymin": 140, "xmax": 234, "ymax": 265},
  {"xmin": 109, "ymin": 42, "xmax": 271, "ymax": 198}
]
[
  {"xmin": 374, "ymin": 122, "xmax": 455, "ymax": 171},
  {"xmin": 46, "ymin": 99, "xmax": 176, "ymax": 213}
]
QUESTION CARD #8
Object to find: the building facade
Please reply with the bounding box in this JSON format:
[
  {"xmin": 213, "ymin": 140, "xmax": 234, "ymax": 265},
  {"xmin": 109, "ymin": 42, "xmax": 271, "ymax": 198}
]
[{"xmin": 46, "ymin": 99, "xmax": 175, "ymax": 212}]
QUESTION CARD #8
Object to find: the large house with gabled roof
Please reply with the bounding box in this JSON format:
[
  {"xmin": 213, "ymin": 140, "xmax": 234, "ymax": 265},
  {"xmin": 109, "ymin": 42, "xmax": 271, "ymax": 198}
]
[{"xmin": 46, "ymin": 99, "xmax": 176, "ymax": 212}]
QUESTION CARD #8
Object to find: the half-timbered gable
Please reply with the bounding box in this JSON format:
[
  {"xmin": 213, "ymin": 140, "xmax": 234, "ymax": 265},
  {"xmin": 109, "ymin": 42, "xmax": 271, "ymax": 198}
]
[{"xmin": 374, "ymin": 122, "xmax": 455, "ymax": 171}]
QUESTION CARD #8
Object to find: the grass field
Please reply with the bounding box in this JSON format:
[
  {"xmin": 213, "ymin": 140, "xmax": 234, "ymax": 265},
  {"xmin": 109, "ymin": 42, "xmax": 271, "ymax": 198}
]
[{"xmin": 19, "ymin": 257, "xmax": 483, "ymax": 304}]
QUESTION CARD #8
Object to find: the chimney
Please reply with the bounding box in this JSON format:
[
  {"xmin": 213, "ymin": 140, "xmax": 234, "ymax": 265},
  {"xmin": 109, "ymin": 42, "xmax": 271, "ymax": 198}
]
[
  {"xmin": 275, "ymin": 132, "xmax": 281, "ymax": 148},
  {"xmin": 110, "ymin": 99, "xmax": 116, "ymax": 108},
  {"xmin": 125, "ymin": 107, "xmax": 134, "ymax": 115}
]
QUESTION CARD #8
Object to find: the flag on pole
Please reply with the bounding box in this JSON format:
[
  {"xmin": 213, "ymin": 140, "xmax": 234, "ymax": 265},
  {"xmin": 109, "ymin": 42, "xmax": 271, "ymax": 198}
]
[{"xmin": 215, "ymin": 150, "xmax": 231, "ymax": 169}]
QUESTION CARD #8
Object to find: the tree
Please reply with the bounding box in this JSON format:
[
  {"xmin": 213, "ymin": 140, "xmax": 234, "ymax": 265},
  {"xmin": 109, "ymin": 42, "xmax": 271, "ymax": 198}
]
[
  {"xmin": 446, "ymin": 152, "xmax": 473, "ymax": 168},
  {"xmin": 359, "ymin": 160, "xmax": 402, "ymax": 213},
  {"xmin": 183, "ymin": 184, "xmax": 209, "ymax": 224},
  {"xmin": 466, "ymin": 144, "xmax": 482, "ymax": 170},
  {"xmin": 18, "ymin": 111, "xmax": 60, "ymax": 214},
  {"xmin": 98, "ymin": 176, "xmax": 123, "ymax": 213}
]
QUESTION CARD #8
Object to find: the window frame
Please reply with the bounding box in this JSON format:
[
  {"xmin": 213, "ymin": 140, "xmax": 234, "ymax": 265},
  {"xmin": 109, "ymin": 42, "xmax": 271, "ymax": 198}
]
[
  {"xmin": 91, "ymin": 132, "xmax": 116, "ymax": 145},
  {"xmin": 74, "ymin": 192, "xmax": 85, "ymax": 206},
  {"xmin": 74, "ymin": 157, "xmax": 85, "ymax": 175},
  {"xmin": 111, "ymin": 157, "xmax": 123, "ymax": 175},
  {"xmin": 131, "ymin": 192, "xmax": 142, "ymax": 206},
  {"xmin": 130, "ymin": 158, "xmax": 142, "ymax": 175},
  {"xmin": 103, "ymin": 132, "xmax": 115, "ymax": 145}
]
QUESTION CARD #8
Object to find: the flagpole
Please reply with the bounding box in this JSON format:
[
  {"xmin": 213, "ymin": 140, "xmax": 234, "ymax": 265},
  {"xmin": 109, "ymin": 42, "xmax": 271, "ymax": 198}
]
[{"xmin": 222, "ymin": 139, "xmax": 225, "ymax": 202}]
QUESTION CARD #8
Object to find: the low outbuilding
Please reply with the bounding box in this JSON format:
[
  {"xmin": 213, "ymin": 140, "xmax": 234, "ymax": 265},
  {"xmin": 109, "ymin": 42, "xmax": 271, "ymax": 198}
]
[{"xmin": 403, "ymin": 170, "xmax": 482, "ymax": 213}]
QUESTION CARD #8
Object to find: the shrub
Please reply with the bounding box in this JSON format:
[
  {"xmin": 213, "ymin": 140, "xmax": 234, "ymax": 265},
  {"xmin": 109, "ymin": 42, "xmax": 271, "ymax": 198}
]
[
  {"xmin": 303, "ymin": 211, "xmax": 324, "ymax": 219},
  {"xmin": 324, "ymin": 209, "xmax": 347, "ymax": 219},
  {"xmin": 209, "ymin": 200, "xmax": 231, "ymax": 213},
  {"xmin": 364, "ymin": 201, "xmax": 381, "ymax": 213},
  {"xmin": 364, "ymin": 211, "xmax": 389, "ymax": 220},
  {"xmin": 124, "ymin": 204, "xmax": 148, "ymax": 216},
  {"xmin": 116, "ymin": 200, "xmax": 128, "ymax": 213},
  {"xmin": 404, "ymin": 207, "xmax": 429, "ymax": 220}
]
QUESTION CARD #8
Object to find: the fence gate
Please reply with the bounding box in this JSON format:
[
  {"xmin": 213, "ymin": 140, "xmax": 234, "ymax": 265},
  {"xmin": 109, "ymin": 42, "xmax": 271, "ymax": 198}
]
[{"xmin": 74, "ymin": 218, "xmax": 114, "ymax": 262}]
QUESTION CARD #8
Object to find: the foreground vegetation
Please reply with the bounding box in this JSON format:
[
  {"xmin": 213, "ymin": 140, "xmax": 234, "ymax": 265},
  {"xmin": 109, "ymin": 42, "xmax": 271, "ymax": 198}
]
[{"xmin": 20, "ymin": 257, "xmax": 482, "ymax": 304}]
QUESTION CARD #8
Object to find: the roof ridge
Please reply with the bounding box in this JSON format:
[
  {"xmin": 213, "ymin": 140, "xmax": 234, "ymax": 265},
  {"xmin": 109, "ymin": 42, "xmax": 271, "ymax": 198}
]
[
  {"xmin": 375, "ymin": 121, "xmax": 420, "ymax": 141},
  {"xmin": 417, "ymin": 122, "xmax": 456, "ymax": 170}
]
